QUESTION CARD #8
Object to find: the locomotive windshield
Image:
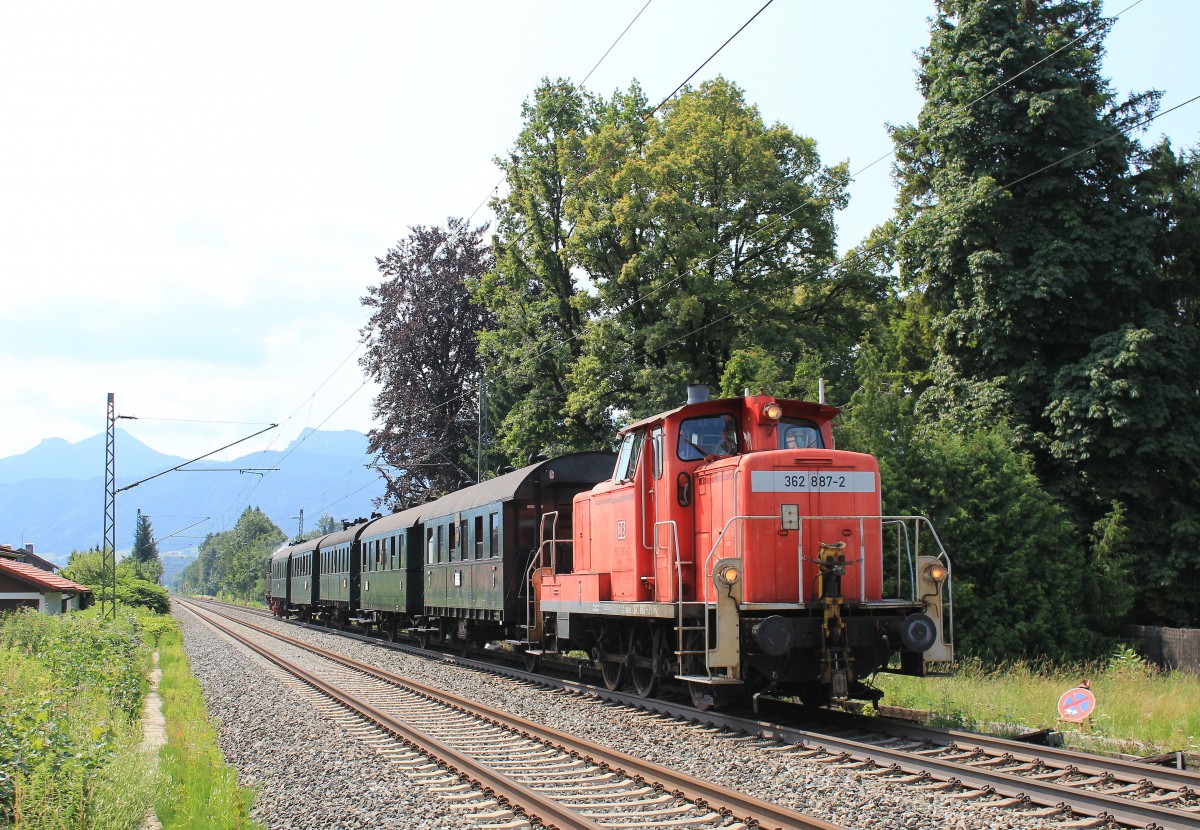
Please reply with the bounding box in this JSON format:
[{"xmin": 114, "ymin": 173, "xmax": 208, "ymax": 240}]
[
  {"xmin": 779, "ymin": 418, "xmax": 823, "ymax": 449},
  {"xmin": 677, "ymin": 414, "xmax": 739, "ymax": 461}
]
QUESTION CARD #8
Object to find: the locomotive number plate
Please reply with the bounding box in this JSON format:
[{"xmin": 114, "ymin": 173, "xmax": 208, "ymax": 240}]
[{"xmin": 751, "ymin": 471, "xmax": 875, "ymax": 493}]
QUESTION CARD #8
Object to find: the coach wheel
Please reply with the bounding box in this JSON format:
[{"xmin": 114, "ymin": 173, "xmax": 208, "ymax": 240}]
[
  {"xmin": 416, "ymin": 630, "xmax": 431, "ymax": 650},
  {"xmin": 628, "ymin": 622, "xmax": 664, "ymax": 698}
]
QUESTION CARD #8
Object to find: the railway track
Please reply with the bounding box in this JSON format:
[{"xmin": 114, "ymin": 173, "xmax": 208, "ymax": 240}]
[
  {"xmin": 178, "ymin": 598, "xmax": 841, "ymax": 830},
  {"xmin": 191, "ymin": 599, "xmax": 1200, "ymax": 830}
]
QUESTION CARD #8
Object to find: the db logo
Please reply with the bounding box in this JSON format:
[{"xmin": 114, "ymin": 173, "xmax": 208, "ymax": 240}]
[{"xmin": 616, "ymin": 520, "xmax": 626, "ymax": 540}]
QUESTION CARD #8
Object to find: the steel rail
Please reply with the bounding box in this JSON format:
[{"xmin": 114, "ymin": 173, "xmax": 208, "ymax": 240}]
[
  {"xmin": 181, "ymin": 599, "xmax": 841, "ymax": 830},
  {"xmin": 185, "ymin": 600, "xmax": 610, "ymax": 830},
  {"xmin": 825, "ymin": 710, "xmax": 1200, "ymax": 793},
  {"xmin": 191, "ymin": 599, "xmax": 1199, "ymax": 829}
]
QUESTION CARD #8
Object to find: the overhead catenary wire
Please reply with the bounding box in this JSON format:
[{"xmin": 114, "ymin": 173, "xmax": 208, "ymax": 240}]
[
  {"xmin": 211, "ymin": 1, "xmax": 1166, "ymax": 536},
  {"xmin": 419, "ymin": 0, "xmax": 1159, "ymax": 424},
  {"xmin": 210, "ymin": 1, "xmax": 668, "ymax": 535}
]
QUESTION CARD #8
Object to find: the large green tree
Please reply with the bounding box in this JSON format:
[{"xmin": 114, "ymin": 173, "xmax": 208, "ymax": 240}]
[
  {"xmin": 567, "ymin": 77, "xmax": 862, "ymax": 419},
  {"xmin": 474, "ymin": 79, "xmax": 609, "ymax": 462},
  {"xmin": 177, "ymin": 507, "xmax": 284, "ymax": 600},
  {"xmin": 478, "ymin": 77, "xmax": 876, "ymax": 461},
  {"xmin": 890, "ymin": 0, "xmax": 1199, "ymax": 624}
]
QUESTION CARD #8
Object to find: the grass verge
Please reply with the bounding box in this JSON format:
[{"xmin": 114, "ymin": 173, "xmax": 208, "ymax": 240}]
[
  {"xmin": 154, "ymin": 626, "xmax": 263, "ymax": 830},
  {"xmin": 873, "ymin": 650, "xmax": 1200, "ymax": 755}
]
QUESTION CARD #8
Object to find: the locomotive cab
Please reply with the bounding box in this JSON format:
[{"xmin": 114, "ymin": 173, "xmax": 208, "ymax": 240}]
[{"xmin": 531, "ymin": 391, "xmax": 953, "ymax": 708}]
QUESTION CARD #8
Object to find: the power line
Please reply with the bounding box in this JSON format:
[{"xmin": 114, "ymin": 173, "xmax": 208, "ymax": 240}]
[{"xmin": 423, "ymin": 0, "xmax": 1159, "ymax": 424}]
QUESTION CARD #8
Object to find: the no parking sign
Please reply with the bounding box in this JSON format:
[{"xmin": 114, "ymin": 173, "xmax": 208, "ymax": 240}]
[{"xmin": 1057, "ymin": 686, "xmax": 1097, "ymax": 722}]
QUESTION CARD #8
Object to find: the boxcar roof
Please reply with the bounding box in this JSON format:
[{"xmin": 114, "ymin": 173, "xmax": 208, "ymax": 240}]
[{"xmin": 420, "ymin": 452, "xmax": 615, "ymax": 521}]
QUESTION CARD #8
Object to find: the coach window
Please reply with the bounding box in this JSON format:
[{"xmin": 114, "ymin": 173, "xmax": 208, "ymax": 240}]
[
  {"xmin": 489, "ymin": 512, "xmax": 500, "ymax": 558},
  {"xmin": 426, "ymin": 528, "xmax": 436, "ymax": 564},
  {"xmin": 438, "ymin": 524, "xmax": 447, "ymax": 563},
  {"xmin": 614, "ymin": 429, "xmax": 644, "ymax": 482},
  {"xmin": 474, "ymin": 516, "xmax": 484, "ymax": 558}
]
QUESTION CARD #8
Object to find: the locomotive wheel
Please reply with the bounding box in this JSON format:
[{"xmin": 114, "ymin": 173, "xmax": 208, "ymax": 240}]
[
  {"xmin": 600, "ymin": 655, "xmax": 626, "ymax": 691},
  {"xmin": 688, "ymin": 681, "xmax": 725, "ymax": 712},
  {"xmin": 597, "ymin": 625, "xmax": 626, "ymax": 691},
  {"xmin": 524, "ymin": 650, "xmax": 542, "ymax": 673},
  {"xmin": 628, "ymin": 622, "xmax": 664, "ymax": 698}
]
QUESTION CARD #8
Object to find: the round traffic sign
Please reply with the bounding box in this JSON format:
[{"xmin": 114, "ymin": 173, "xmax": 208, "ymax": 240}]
[{"xmin": 1057, "ymin": 686, "xmax": 1097, "ymax": 722}]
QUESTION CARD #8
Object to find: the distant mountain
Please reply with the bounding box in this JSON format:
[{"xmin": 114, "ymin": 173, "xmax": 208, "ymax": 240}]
[
  {"xmin": 0, "ymin": 428, "xmax": 386, "ymax": 562},
  {"xmin": 0, "ymin": 429, "xmax": 182, "ymax": 485}
]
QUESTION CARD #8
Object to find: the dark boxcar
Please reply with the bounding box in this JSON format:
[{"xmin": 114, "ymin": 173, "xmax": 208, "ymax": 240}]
[
  {"xmin": 268, "ymin": 544, "xmax": 293, "ymax": 616},
  {"xmin": 288, "ymin": 535, "xmax": 327, "ymax": 620},
  {"xmin": 356, "ymin": 505, "xmax": 424, "ymax": 639},
  {"xmin": 420, "ymin": 452, "xmax": 614, "ymax": 649},
  {"xmin": 317, "ymin": 523, "xmax": 362, "ymax": 626}
]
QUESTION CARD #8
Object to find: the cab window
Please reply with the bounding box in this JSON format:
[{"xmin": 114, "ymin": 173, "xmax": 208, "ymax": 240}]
[
  {"xmin": 779, "ymin": 418, "xmax": 824, "ymax": 450},
  {"xmin": 613, "ymin": 429, "xmax": 644, "ymax": 482},
  {"xmin": 677, "ymin": 414, "xmax": 738, "ymax": 461}
]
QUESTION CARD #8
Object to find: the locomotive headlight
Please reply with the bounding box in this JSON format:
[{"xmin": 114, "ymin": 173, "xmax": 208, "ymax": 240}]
[
  {"xmin": 717, "ymin": 564, "xmax": 741, "ymax": 586},
  {"xmin": 924, "ymin": 562, "xmax": 948, "ymax": 584},
  {"xmin": 762, "ymin": 402, "xmax": 783, "ymax": 421}
]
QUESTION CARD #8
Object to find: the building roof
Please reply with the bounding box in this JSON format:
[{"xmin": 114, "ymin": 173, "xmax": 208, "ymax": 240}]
[{"xmin": 0, "ymin": 558, "xmax": 91, "ymax": 594}]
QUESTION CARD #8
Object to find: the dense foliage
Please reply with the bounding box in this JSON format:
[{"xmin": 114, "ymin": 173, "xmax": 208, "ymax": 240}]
[
  {"xmin": 0, "ymin": 610, "xmax": 152, "ymax": 825},
  {"xmin": 889, "ymin": 0, "xmax": 1200, "ymax": 625},
  {"xmin": 63, "ymin": 550, "xmax": 171, "ymax": 615},
  {"xmin": 358, "ymin": 0, "xmax": 1200, "ymax": 656},
  {"xmin": 175, "ymin": 508, "xmax": 284, "ymax": 601},
  {"xmin": 360, "ymin": 219, "xmax": 494, "ymax": 508}
]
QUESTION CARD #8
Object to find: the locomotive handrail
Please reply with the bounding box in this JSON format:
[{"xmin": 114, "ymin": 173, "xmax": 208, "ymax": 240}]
[{"xmin": 687, "ymin": 513, "xmax": 953, "ymax": 678}]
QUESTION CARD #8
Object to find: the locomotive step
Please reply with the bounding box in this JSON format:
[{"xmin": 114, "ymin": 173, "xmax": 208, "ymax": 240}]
[{"xmin": 674, "ymin": 674, "xmax": 744, "ymax": 685}]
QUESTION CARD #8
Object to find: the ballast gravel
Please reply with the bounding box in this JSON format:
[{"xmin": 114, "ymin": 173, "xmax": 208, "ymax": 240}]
[
  {"xmin": 175, "ymin": 607, "xmax": 461, "ymax": 830},
  {"xmin": 177, "ymin": 603, "xmax": 1077, "ymax": 830}
]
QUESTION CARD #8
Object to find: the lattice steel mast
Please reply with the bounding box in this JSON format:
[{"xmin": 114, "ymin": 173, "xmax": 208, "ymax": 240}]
[{"xmin": 102, "ymin": 392, "xmax": 116, "ymax": 618}]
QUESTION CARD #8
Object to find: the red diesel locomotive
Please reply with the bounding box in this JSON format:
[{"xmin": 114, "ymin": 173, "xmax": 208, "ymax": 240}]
[{"xmin": 527, "ymin": 386, "xmax": 953, "ymax": 709}]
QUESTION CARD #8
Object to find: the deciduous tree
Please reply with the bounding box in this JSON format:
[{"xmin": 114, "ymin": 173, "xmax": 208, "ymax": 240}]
[
  {"xmin": 361, "ymin": 218, "xmax": 493, "ymax": 508},
  {"xmin": 890, "ymin": 0, "xmax": 1200, "ymax": 624}
]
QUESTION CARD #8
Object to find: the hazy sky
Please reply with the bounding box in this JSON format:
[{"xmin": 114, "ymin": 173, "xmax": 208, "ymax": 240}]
[{"xmin": 2, "ymin": 0, "xmax": 1197, "ymax": 476}]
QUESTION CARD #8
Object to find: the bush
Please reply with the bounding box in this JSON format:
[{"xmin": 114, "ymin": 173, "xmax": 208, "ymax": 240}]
[
  {"xmin": 117, "ymin": 579, "xmax": 171, "ymax": 615},
  {"xmin": 0, "ymin": 609, "xmax": 156, "ymax": 824}
]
